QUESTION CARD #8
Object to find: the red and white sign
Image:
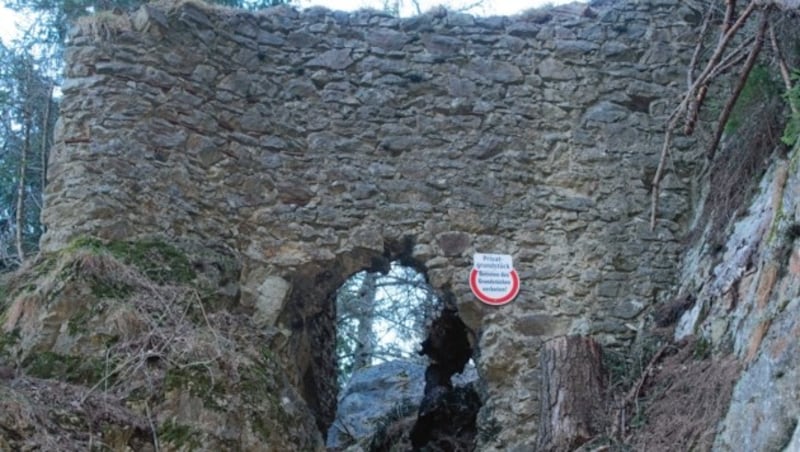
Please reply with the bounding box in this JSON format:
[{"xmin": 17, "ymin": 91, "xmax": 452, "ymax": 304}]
[{"xmin": 469, "ymin": 253, "xmax": 520, "ymax": 306}]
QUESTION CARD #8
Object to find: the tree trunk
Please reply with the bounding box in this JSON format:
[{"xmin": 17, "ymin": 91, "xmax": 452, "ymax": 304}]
[
  {"xmin": 14, "ymin": 112, "xmax": 31, "ymax": 262},
  {"xmin": 353, "ymin": 272, "xmax": 377, "ymax": 370},
  {"xmin": 40, "ymin": 83, "xmax": 54, "ymax": 205},
  {"xmin": 537, "ymin": 336, "xmax": 607, "ymax": 452}
]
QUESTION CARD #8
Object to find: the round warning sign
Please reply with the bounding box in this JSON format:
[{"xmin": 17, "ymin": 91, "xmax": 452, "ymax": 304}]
[{"xmin": 469, "ymin": 253, "xmax": 520, "ymax": 306}]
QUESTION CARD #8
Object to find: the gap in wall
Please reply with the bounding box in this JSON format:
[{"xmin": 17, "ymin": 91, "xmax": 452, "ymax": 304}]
[
  {"xmin": 334, "ymin": 261, "xmax": 441, "ymax": 389},
  {"xmin": 327, "ymin": 261, "xmax": 482, "ymax": 450}
]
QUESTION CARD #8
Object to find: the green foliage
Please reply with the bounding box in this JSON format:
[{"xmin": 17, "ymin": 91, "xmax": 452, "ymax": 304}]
[
  {"xmin": 165, "ymin": 364, "xmax": 226, "ymax": 410},
  {"xmin": 66, "ymin": 302, "xmax": 119, "ymax": 339},
  {"xmin": 629, "ymin": 406, "xmax": 647, "ymax": 429},
  {"xmin": 22, "ymin": 351, "xmax": 111, "ymax": 385},
  {"xmin": 604, "ymin": 334, "xmax": 664, "ymax": 391},
  {"xmin": 68, "ymin": 236, "xmax": 195, "ymax": 284},
  {"xmin": 0, "ymin": 0, "xmax": 293, "ymax": 269},
  {"xmin": 0, "ymin": 328, "xmax": 21, "ymax": 361},
  {"xmin": 0, "ymin": 280, "xmax": 7, "ymax": 306},
  {"xmin": 0, "ymin": 42, "xmax": 57, "ymax": 268},
  {"xmin": 476, "ymin": 415, "xmax": 501, "ymax": 445},
  {"xmin": 158, "ymin": 419, "xmax": 202, "ymax": 449},
  {"xmin": 692, "ymin": 336, "xmax": 711, "ymax": 360},
  {"xmin": 89, "ymin": 276, "xmax": 134, "ymax": 299},
  {"xmin": 67, "ymin": 307, "xmax": 93, "ymax": 335},
  {"xmin": 106, "ymin": 240, "xmax": 195, "ymax": 284},
  {"xmin": 725, "ymin": 65, "xmax": 781, "ymax": 134},
  {"xmin": 782, "ymin": 70, "xmax": 800, "ymax": 147}
]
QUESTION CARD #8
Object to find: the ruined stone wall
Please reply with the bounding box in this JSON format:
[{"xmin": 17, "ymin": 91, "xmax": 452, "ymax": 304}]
[{"xmin": 43, "ymin": 0, "xmax": 706, "ymax": 447}]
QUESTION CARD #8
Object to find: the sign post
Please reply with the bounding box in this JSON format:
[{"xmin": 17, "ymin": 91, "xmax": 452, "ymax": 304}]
[{"xmin": 469, "ymin": 253, "xmax": 520, "ymax": 306}]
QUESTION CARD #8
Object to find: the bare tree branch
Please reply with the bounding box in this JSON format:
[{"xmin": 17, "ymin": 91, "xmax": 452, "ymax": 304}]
[
  {"xmin": 707, "ymin": 36, "xmax": 756, "ymax": 80},
  {"xmin": 707, "ymin": 11, "xmax": 768, "ymax": 161},
  {"xmin": 685, "ymin": 2, "xmax": 716, "ymax": 135},
  {"xmin": 722, "ymin": 0, "xmax": 737, "ymax": 35},
  {"xmin": 650, "ymin": 0, "xmax": 762, "ymax": 229},
  {"xmin": 15, "ymin": 96, "xmax": 31, "ymax": 262},
  {"xmin": 40, "ymin": 82, "xmax": 54, "ymax": 207},
  {"xmin": 769, "ymin": 17, "xmax": 799, "ymax": 117}
]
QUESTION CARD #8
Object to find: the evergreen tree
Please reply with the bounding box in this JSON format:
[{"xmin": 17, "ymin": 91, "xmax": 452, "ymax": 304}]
[
  {"xmin": 0, "ymin": 0, "xmax": 292, "ymax": 268},
  {"xmin": 0, "ymin": 42, "xmax": 56, "ymax": 268}
]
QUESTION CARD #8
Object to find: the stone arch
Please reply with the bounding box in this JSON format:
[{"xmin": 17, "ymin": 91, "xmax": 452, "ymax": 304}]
[{"xmin": 273, "ymin": 235, "xmax": 435, "ymax": 432}]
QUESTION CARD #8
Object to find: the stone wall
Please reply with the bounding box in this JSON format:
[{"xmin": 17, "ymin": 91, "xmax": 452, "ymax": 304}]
[{"xmin": 43, "ymin": 0, "xmax": 706, "ymax": 447}]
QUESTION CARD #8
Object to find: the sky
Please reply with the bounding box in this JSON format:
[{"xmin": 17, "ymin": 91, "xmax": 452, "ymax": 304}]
[
  {"xmin": 0, "ymin": 6, "xmax": 34, "ymax": 45},
  {"xmin": 0, "ymin": 0, "xmax": 573, "ymax": 45},
  {"xmin": 295, "ymin": 0, "xmax": 562, "ymax": 17}
]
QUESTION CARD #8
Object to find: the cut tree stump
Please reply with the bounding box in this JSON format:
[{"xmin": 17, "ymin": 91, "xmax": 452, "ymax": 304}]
[{"xmin": 537, "ymin": 336, "xmax": 607, "ymax": 452}]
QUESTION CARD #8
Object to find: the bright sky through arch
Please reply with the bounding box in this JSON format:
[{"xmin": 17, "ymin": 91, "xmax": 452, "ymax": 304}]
[{"xmin": 1, "ymin": 0, "xmax": 576, "ymax": 45}]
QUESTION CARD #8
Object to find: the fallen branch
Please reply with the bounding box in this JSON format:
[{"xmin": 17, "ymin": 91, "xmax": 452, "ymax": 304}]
[
  {"xmin": 145, "ymin": 400, "xmax": 161, "ymax": 452},
  {"xmin": 623, "ymin": 344, "xmax": 670, "ymax": 409},
  {"xmin": 685, "ymin": 2, "xmax": 716, "ymax": 135},
  {"xmin": 649, "ymin": 0, "xmax": 762, "ymax": 229},
  {"xmin": 612, "ymin": 344, "xmax": 670, "ymax": 439},
  {"xmin": 707, "ymin": 10, "xmax": 769, "ymax": 161}
]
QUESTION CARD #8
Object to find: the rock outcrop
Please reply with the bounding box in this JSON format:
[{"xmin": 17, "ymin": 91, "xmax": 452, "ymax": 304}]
[
  {"xmin": 327, "ymin": 360, "xmax": 426, "ymax": 450},
  {"xmin": 0, "ymin": 239, "xmax": 322, "ymax": 450},
  {"xmin": 674, "ymin": 141, "xmax": 800, "ymax": 451}
]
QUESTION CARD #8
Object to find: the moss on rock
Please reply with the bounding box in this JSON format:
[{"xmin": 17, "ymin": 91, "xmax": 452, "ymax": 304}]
[
  {"xmin": 158, "ymin": 419, "xmax": 202, "ymax": 450},
  {"xmin": 0, "ymin": 236, "xmax": 322, "ymax": 451},
  {"xmin": 165, "ymin": 365, "xmax": 227, "ymax": 411},
  {"xmin": 22, "ymin": 351, "xmax": 113, "ymax": 386},
  {"xmin": 67, "ymin": 236, "xmax": 195, "ymax": 284}
]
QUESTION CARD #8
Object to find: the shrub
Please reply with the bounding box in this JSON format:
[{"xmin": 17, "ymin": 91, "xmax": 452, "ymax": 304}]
[{"xmin": 782, "ymin": 70, "xmax": 800, "ymax": 147}]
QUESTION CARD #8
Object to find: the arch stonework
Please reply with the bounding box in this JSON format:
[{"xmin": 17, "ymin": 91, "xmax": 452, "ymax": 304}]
[{"xmin": 43, "ymin": 0, "xmax": 705, "ymax": 446}]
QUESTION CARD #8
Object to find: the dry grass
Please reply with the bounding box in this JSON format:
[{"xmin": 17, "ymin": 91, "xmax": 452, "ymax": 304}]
[
  {"xmin": 0, "ymin": 375, "xmax": 152, "ymax": 451},
  {"xmin": 622, "ymin": 336, "xmax": 740, "ymax": 452},
  {"xmin": 0, "ymin": 244, "xmax": 295, "ymax": 450},
  {"xmin": 686, "ymin": 54, "xmax": 788, "ymax": 250},
  {"xmin": 702, "ymin": 109, "xmax": 782, "ymax": 249}
]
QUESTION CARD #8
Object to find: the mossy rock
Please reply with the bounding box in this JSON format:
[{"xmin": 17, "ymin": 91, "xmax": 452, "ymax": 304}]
[
  {"xmin": 158, "ymin": 419, "xmax": 203, "ymax": 450},
  {"xmin": 22, "ymin": 351, "xmax": 113, "ymax": 386},
  {"xmin": 165, "ymin": 365, "xmax": 228, "ymax": 411},
  {"xmin": 63, "ymin": 236, "xmax": 240, "ymax": 312},
  {"xmin": 68, "ymin": 237, "xmax": 195, "ymax": 284},
  {"xmin": 1, "ymin": 237, "xmax": 323, "ymax": 450},
  {"xmin": 0, "ymin": 329, "xmax": 21, "ymax": 362}
]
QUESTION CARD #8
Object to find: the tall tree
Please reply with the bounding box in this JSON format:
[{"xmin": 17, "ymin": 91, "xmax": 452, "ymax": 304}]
[
  {"xmin": 335, "ymin": 263, "xmax": 440, "ymax": 388},
  {"xmin": 0, "ymin": 43, "xmax": 56, "ymax": 268},
  {"xmin": 352, "ymin": 273, "xmax": 378, "ymax": 371}
]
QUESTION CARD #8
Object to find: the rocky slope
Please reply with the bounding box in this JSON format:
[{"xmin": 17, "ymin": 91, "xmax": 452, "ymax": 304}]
[{"xmin": 0, "ymin": 239, "xmax": 322, "ymax": 450}]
